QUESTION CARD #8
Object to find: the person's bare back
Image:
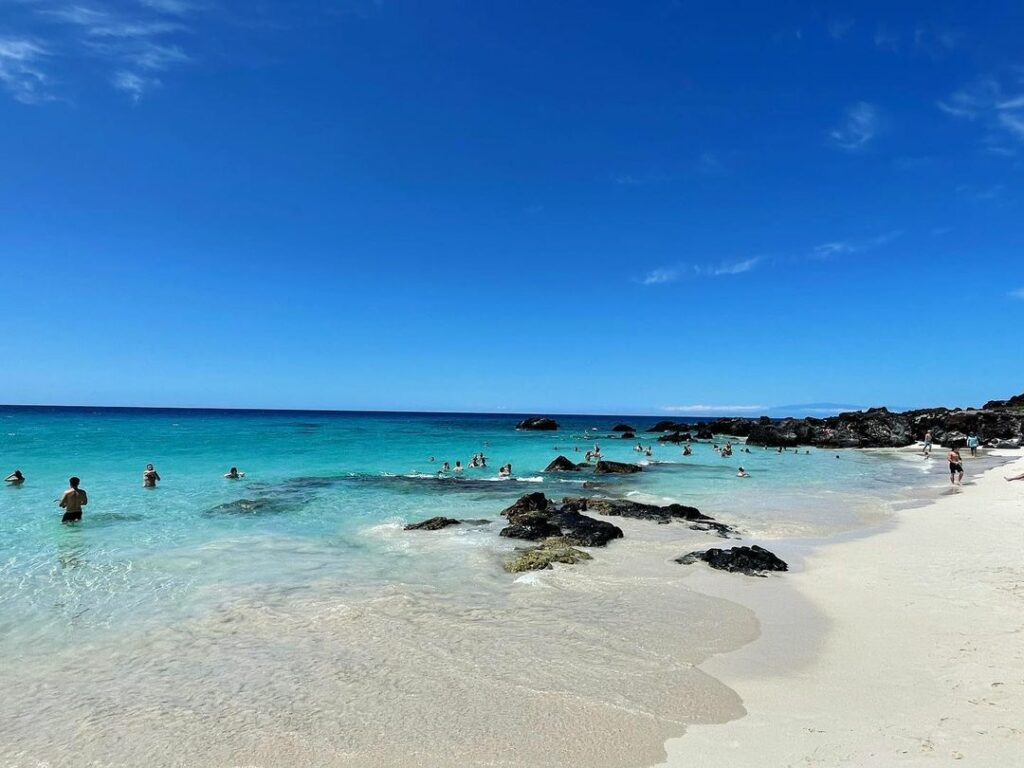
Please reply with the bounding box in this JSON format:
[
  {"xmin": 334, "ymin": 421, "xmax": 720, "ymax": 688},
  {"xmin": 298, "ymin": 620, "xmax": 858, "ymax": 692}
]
[{"xmin": 58, "ymin": 477, "xmax": 87, "ymax": 522}]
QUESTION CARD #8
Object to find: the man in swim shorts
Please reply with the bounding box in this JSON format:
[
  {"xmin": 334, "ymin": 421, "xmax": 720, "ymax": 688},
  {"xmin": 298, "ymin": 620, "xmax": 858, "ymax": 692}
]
[
  {"xmin": 947, "ymin": 448, "xmax": 964, "ymax": 486},
  {"xmin": 58, "ymin": 477, "xmax": 88, "ymax": 523}
]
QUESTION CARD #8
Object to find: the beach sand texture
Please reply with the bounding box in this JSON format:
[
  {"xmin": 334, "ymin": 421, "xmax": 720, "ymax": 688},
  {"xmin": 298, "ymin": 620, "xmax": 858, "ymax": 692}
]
[{"xmin": 661, "ymin": 452, "xmax": 1024, "ymax": 767}]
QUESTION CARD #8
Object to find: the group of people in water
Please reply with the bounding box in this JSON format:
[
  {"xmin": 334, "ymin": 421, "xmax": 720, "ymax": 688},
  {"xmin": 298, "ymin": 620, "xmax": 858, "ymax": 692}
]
[
  {"xmin": 429, "ymin": 453, "xmax": 511, "ymax": 477},
  {"xmin": 4, "ymin": 464, "xmax": 246, "ymax": 524}
]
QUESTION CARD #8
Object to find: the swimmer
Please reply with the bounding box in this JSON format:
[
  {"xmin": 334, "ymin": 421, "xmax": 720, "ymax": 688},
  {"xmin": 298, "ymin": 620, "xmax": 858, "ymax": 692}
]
[
  {"xmin": 142, "ymin": 463, "xmax": 161, "ymax": 488},
  {"xmin": 58, "ymin": 476, "xmax": 88, "ymax": 523},
  {"xmin": 454, "ymin": 461, "xmax": 463, "ymax": 473},
  {"xmin": 645, "ymin": 447, "xmax": 652, "ymax": 457},
  {"xmin": 499, "ymin": 463, "xmax": 512, "ymax": 478},
  {"xmin": 5, "ymin": 469, "xmax": 25, "ymax": 485},
  {"xmin": 682, "ymin": 446, "xmax": 692, "ymax": 456},
  {"xmin": 428, "ymin": 456, "xmax": 435, "ymax": 463},
  {"xmin": 442, "ymin": 462, "xmax": 450, "ymax": 473},
  {"xmin": 737, "ymin": 467, "xmax": 749, "ymax": 478},
  {"xmin": 224, "ymin": 467, "xmax": 245, "ymax": 479}
]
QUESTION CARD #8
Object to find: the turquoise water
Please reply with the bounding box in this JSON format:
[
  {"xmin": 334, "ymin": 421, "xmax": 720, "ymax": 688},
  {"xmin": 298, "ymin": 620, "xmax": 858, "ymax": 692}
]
[
  {"xmin": 1, "ymin": 406, "xmax": 939, "ymax": 653},
  {"xmin": 0, "ymin": 406, "xmax": 974, "ymax": 766}
]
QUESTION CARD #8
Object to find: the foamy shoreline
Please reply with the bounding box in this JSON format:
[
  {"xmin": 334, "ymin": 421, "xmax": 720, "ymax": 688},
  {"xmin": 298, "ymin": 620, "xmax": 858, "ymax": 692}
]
[{"xmin": 658, "ymin": 451, "xmax": 1024, "ymax": 767}]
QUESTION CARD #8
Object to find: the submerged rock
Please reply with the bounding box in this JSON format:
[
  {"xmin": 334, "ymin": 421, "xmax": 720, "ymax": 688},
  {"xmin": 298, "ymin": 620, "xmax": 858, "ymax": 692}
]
[
  {"xmin": 657, "ymin": 431, "xmax": 691, "ymax": 444},
  {"xmin": 504, "ymin": 538, "xmax": 593, "ymax": 573},
  {"xmin": 548, "ymin": 510, "xmax": 623, "ymax": 547},
  {"xmin": 205, "ymin": 498, "xmax": 293, "ymax": 516},
  {"xmin": 612, "ymin": 423, "xmax": 636, "ymax": 432},
  {"xmin": 516, "ymin": 417, "xmax": 559, "ymax": 431},
  {"xmin": 676, "ymin": 545, "xmax": 788, "ymax": 576},
  {"xmin": 621, "ymin": 432, "xmax": 636, "ymax": 439},
  {"xmin": 404, "ymin": 516, "xmax": 461, "ymax": 531},
  {"xmin": 544, "ymin": 455, "xmax": 581, "ymax": 472},
  {"xmin": 594, "ymin": 460, "xmax": 642, "ymax": 474}
]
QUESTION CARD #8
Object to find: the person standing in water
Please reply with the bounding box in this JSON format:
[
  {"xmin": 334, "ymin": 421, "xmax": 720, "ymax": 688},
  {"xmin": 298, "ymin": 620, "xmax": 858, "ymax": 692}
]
[
  {"xmin": 142, "ymin": 463, "xmax": 161, "ymax": 488},
  {"xmin": 58, "ymin": 477, "xmax": 88, "ymax": 523},
  {"xmin": 5, "ymin": 469, "xmax": 25, "ymax": 485},
  {"xmin": 948, "ymin": 447, "xmax": 964, "ymax": 486},
  {"xmin": 966, "ymin": 432, "xmax": 980, "ymax": 458},
  {"xmin": 224, "ymin": 467, "xmax": 245, "ymax": 479}
]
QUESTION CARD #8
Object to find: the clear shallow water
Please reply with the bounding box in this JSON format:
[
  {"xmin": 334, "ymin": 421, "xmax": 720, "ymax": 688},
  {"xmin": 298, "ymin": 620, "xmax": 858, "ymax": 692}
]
[{"xmin": 0, "ymin": 407, "xmax": 970, "ymax": 767}]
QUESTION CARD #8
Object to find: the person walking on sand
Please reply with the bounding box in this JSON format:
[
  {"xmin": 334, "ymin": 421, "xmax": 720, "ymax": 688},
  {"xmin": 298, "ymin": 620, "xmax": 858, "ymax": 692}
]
[
  {"xmin": 923, "ymin": 431, "xmax": 933, "ymax": 457},
  {"xmin": 58, "ymin": 477, "xmax": 88, "ymax": 523},
  {"xmin": 5, "ymin": 469, "xmax": 25, "ymax": 485},
  {"xmin": 966, "ymin": 432, "xmax": 980, "ymax": 458},
  {"xmin": 948, "ymin": 447, "xmax": 964, "ymax": 486},
  {"xmin": 142, "ymin": 463, "xmax": 161, "ymax": 488}
]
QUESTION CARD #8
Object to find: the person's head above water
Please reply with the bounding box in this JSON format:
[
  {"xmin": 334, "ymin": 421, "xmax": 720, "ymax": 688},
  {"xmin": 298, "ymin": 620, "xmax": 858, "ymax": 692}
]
[
  {"xmin": 146, "ymin": 463, "xmax": 154, "ymax": 471},
  {"xmin": 13, "ymin": 470, "xmax": 23, "ymax": 479},
  {"xmin": 69, "ymin": 476, "xmax": 80, "ymax": 488}
]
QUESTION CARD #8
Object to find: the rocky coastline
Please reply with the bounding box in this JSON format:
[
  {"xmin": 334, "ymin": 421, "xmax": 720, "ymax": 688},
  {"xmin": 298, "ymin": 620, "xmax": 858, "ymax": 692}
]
[{"xmin": 645, "ymin": 391, "xmax": 1024, "ymax": 449}]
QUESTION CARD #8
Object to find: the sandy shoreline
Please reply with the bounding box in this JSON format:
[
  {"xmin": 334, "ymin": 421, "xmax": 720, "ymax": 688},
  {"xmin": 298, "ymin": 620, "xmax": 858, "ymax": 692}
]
[{"xmin": 659, "ymin": 451, "xmax": 1024, "ymax": 767}]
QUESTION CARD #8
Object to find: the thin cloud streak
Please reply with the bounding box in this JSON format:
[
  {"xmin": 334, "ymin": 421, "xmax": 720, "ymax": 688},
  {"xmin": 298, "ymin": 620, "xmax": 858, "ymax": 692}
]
[
  {"xmin": 639, "ymin": 257, "xmax": 762, "ymax": 286},
  {"xmin": 1010, "ymin": 288, "xmax": 1024, "ymax": 300}
]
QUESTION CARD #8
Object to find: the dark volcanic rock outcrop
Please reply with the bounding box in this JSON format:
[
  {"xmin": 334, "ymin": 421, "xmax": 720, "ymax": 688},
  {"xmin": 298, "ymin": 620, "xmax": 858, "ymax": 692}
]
[
  {"xmin": 561, "ymin": 497, "xmax": 735, "ymax": 537},
  {"xmin": 657, "ymin": 431, "xmax": 692, "ymax": 444},
  {"xmin": 594, "ymin": 460, "xmax": 642, "ymax": 474},
  {"xmin": 641, "ymin": 391, "xmax": 1024, "ymax": 448},
  {"xmin": 612, "ymin": 423, "xmax": 636, "ymax": 432},
  {"xmin": 621, "ymin": 431, "xmax": 636, "ymax": 439},
  {"xmin": 499, "ymin": 492, "xmax": 623, "ymax": 546},
  {"xmin": 676, "ymin": 545, "xmax": 788, "ymax": 576},
  {"xmin": 404, "ymin": 516, "xmax": 462, "ymax": 531},
  {"xmin": 516, "ymin": 417, "xmax": 559, "ymax": 431},
  {"xmin": 544, "ymin": 455, "xmax": 581, "ymax": 472}
]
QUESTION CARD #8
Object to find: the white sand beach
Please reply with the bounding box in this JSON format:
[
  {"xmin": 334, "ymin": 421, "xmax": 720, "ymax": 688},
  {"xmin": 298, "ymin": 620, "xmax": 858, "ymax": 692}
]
[{"xmin": 660, "ymin": 452, "xmax": 1024, "ymax": 767}]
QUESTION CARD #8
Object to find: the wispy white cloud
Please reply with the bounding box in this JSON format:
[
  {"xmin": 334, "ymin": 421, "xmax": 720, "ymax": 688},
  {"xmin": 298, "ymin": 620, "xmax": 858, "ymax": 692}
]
[
  {"xmin": 828, "ymin": 102, "xmax": 881, "ymax": 151},
  {"xmin": 0, "ymin": 0, "xmax": 201, "ymax": 103},
  {"xmin": 640, "ymin": 267, "xmax": 680, "ymax": 286},
  {"xmin": 938, "ymin": 73, "xmax": 1024, "ymax": 151},
  {"xmin": 811, "ymin": 231, "xmax": 901, "ymax": 260},
  {"xmin": 662, "ymin": 404, "xmax": 765, "ymax": 414},
  {"xmin": 698, "ymin": 256, "xmax": 761, "ymax": 276},
  {"xmin": 1010, "ymin": 287, "xmax": 1024, "ymax": 300},
  {"xmin": 111, "ymin": 69, "xmax": 159, "ymax": 101},
  {"xmin": 0, "ymin": 37, "xmax": 52, "ymax": 103},
  {"xmin": 639, "ymin": 257, "xmax": 762, "ymax": 285}
]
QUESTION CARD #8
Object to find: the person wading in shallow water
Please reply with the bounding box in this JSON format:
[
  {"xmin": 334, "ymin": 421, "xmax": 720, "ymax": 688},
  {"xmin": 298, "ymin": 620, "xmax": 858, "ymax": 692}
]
[
  {"xmin": 948, "ymin": 447, "xmax": 964, "ymax": 486},
  {"xmin": 142, "ymin": 463, "xmax": 161, "ymax": 488},
  {"xmin": 58, "ymin": 477, "xmax": 88, "ymax": 523}
]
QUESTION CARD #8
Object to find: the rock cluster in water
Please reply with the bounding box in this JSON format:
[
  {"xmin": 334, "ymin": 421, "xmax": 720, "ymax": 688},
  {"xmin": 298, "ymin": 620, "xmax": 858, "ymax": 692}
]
[
  {"xmin": 560, "ymin": 497, "xmax": 735, "ymax": 537},
  {"xmin": 499, "ymin": 492, "xmax": 624, "ymax": 547},
  {"xmin": 645, "ymin": 391, "xmax": 1024, "ymax": 448},
  {"xmin": 504, "ymin": 538, "xmax": 593, "ymax": 573},
  {"xmin": 404, "ymin": 516, "xmax": 462, "ymax": 531},
  {"xmin": 516, "ymin": 417, "xmax": 559, "ymax": 431},
  {"xmin": 676, "ymin": 545, "xmax": 788, "ymax": 576}
]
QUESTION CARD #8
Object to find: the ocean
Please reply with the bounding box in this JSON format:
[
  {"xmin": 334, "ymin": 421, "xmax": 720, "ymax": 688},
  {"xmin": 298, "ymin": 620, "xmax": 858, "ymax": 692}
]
[{"xmin": 0, "ymin": 406, "xmax": 963, "ymax": 767}]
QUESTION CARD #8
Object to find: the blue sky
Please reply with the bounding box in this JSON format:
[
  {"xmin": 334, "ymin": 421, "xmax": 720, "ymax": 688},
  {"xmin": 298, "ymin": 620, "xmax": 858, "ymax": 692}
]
[{"xmin": 0, "ymin": 1, "xmax": 1021, "ymax": 415}]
